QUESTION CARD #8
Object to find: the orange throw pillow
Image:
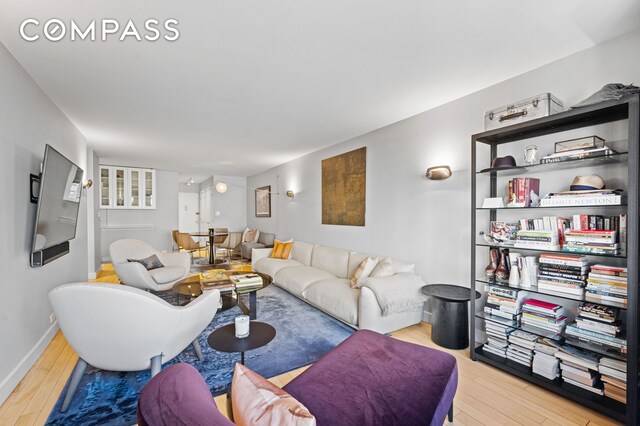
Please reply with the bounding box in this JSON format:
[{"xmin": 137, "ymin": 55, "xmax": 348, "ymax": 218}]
[
  {"xmin": 231, "ymin": 363, "xmax": 316, "ymax": 426},
  {"xmin": 271, "ymin": 240, "xmax": 294, "ymax": 259}
]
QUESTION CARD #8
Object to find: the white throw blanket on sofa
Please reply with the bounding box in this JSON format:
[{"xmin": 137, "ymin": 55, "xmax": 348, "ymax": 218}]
[{"xmin": 362, "ymin": 273, "xmax": 429, "ymax": 316}]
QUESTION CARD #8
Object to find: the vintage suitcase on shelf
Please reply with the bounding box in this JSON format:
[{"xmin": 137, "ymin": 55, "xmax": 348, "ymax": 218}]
[{"xmin": 484, "ymin": 93, "xmax": 563, "ymax": 130}]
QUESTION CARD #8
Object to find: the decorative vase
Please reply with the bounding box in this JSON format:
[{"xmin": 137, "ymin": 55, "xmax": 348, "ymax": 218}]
[
  {"xmin": 496, "ymin": 249, "xmax": 510, "ymax": 281},
  {"xmin": 508, "ymin": 253, "xmax": 521, "ymax": 286}
]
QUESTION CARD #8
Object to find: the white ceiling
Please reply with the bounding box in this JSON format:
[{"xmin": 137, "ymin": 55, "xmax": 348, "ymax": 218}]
[{"xmin": 1, "ymin": 1, "xmax": 639, "ymax": 179}]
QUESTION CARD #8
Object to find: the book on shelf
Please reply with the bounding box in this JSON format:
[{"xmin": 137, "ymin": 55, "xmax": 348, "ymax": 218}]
[
  {"xmin": 565, "ymin": 325, "xmax": 627, "ymax": 348},
  {"xmin": 584, "ymin": 266, "xmax": 628, "ymax": 306},
  {"xmin": 539, "ymin": 192, "xmax": 624, "ymax": 206},
  {"xmin": 578, "ymin": 303, "xmax": 619, "ymax": 323},
  {"xmin": 507, "ymin": 178, "xmax": 540, "ymax": 207},
  {"xmin": 538, "ymin": 253, "xmax": 587, "ymax": 267},
  {"xmin": 514, "ymin": 230, "xmax": 560, "ymax": 250},
  {"xmin": 590, "ymin": 264, "xmax": 627, "ymax": 277}
]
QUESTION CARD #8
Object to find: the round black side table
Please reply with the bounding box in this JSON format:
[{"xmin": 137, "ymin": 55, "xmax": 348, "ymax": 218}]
[
  {"xmin": 421, "ymin": 284, "xmax": 481, "ymax": 350},
  {"xmin": 207, "ymin": 321, "xmax": 276, "ymax": 365}
]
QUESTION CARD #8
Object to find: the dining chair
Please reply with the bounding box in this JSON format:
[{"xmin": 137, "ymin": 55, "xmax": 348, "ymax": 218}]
[{"xmin": 177, "ymin": 232, "xmax": 207, "ymax": 264}]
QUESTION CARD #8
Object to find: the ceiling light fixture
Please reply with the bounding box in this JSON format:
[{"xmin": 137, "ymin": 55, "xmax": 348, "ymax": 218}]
[
  {"xmin": 186, "ymin": 177, "xmax": 195, "ymax": 186},
  {"xmin": 215, "ymin": 182, "xmax": 228, "ymax": 193},
  {"xmin": 426, "ymin": 165, "xmax": 452, "ymax": 180}
]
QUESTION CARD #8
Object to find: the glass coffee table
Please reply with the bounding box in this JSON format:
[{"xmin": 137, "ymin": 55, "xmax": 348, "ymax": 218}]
[{"xmin": 172, "ymin": 270, "xmax": 272, "ymax": 319}]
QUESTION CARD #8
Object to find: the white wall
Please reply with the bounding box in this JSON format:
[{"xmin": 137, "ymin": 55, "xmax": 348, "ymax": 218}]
[
  {"xmin": 0, "ymin": 42, "xmax": 88, "ymax": 404},
  {"xmin": 248, "ymin": 30, "xmax": 640, "ymax": 318},
  {"xmin": 213, "ymin": 175, "xmax": 247, "ymax": 231},
  {"xmin": 99, "ymin": 169, "xmax": 179, "ymax": 260}
]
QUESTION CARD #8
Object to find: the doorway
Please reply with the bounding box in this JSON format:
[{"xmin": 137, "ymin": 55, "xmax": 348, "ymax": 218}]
[{"xmin": 178, "ymin": 192, "xmax": 200, "ymax": 233}]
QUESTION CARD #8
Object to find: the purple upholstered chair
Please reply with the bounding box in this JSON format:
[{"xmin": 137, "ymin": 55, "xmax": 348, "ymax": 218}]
[
  {"xmin": 138, "ymin": 330, "xmax": 458, "ymax": 426},
  {"xmin": 137, "ymin": 363, "xmax": 233, "ymax": 426},
  {"xmin": 284, "ymin": 329, "xmax": 458, "ymax": 425}
]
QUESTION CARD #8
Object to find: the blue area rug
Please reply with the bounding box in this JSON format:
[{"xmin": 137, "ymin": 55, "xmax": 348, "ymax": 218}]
[{"xmin": 46, "ymin": 285, "xmax": 355, "ymax": 426}]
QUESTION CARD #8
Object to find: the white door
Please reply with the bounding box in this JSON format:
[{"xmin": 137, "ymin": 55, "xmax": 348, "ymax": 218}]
[
  {"xmin": 199, "ymin": 188, "xmax": 214, "ymax": 233},
  {"xmin": 178, "ymin": 192, "xmax": 200, "ymax": 233}
]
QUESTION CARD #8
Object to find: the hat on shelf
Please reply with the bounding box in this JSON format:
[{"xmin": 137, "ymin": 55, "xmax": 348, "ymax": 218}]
[
  {"xmin": 491, "ymin": 155, "xmax": 516, "ymax": 168},
  {"xmin": 569, "ymin": 175, "xmax": 606, "ymax": 191}
]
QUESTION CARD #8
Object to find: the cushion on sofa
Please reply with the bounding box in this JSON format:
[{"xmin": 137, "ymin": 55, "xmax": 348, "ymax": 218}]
[
  {"xmin": 254, "ymin": 258, "xmax": 303, "ymax": 278},
  {"xmin": 311, "ymin": 246, "xmax": 350, "ymax": 279},
  {"xmin": 271, "ymin": 240, "xmax": 294, "ymax": 259},
  {"xmin": 303, "ymin": 279, "xmax": 359, "ymax": 325},
  {"xmin": 232, "ymin": 363, "xmax": 316, "ymax": 426},
  {"xmin": 370, "ymin": 257, "xmax": 395, "ymax": 277},
  {"xmin": 148, "ymin": 266, "xmax": 185, "ymax": 284},
  {"xmin": 350, "ymin": 257, "xmax": 379, "ymax": 288},
  {"xmin": 274, "ymin": 266, "xmax": 337, "ymax": 298},
  {"xmin": 283, "ymin": 330, "xmax": 458, "ymax": 426},
  {"xmin": 290, "ymin": 241, "xmax": 315, "ymax": 266},
  {"xmin": 347, "ymin": 252, "xmax": 369, "ymax": 279}
]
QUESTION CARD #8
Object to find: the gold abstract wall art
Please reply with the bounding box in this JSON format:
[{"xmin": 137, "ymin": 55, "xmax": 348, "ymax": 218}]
[{"xmin": 322, "ymin": 147, "xmax": 366, "ymax": 226}]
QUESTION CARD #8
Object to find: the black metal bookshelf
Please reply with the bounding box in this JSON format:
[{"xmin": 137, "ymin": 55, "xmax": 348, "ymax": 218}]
[{"xmin": 470, "ymin": 94, "xmax": 639, "ymax": 424}]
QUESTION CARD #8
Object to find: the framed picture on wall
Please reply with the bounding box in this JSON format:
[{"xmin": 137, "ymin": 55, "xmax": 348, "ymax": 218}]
[{"xmin": 255, "ymin": 185, "xmax": 271, "ymax": 217}]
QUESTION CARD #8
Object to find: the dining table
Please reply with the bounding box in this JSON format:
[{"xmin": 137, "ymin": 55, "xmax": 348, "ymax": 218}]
[{"xmin": 190, "ymin": 230, "xmax": 229, "ymax": 265}]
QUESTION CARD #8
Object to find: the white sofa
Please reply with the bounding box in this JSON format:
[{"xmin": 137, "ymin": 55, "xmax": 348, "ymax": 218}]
[{"xmin": 252, "ymin": 242, "xmax": 426, "ymax": 334}]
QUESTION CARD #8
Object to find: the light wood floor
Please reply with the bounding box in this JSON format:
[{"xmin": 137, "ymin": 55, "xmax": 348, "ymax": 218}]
[{"xmin": 0, "ymin": 265, "xmax": 623, "ymax": 426}]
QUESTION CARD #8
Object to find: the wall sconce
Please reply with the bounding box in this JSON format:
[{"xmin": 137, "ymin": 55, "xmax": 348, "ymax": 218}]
[
  {"xmin": 82, "ymin": 179, "xmax": 93, "ymax": 189},
  {"xmin": 286, "ymin": 190, "xmax": 295, "ymax": 199},
  {"xmin": 425, "ymin": 165, "xmax": 452, "ymax": 180},
  {"xmin": 215, "ymin": 182, "xmax": 228, "ymax": 193},
  {"xmin": 186, "ymin": 177, "xmax": 195, "ymax": 186}
]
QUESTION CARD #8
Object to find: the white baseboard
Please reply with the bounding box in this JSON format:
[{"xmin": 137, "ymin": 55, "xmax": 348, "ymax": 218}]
[
  {"xmin": 88, "ymin": 265, "xmax": 102, "ymax": 280},
  {"xmin": 0, "ymin": 322, "xmax": 60, "ymax": 406},
  {"xmin": 422, "ymin": 309, "xmax": 432, "ymax": 323}
]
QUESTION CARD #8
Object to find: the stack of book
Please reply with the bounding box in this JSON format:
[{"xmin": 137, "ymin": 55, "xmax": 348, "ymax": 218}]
[
  {"xmin": 507, "ymin": 329, "xmax": 538, "ymax": 368},
  {"xmin": 230, "ymin": 273, "xmax": 263, "ymax": 291},
  {"xmin": 565, "ymin": 303, "xmax": 627, "ymax": 359},
  {"xmin": 514, "ymin": 230, "xmax": 560, "ymax": 251},
  {"xmin": 539, "ymin": 190, "xmax": 624, "ymax": 207},
  {"xmin": 518, "ymin": 216, "xmax": 571, "ymax": 245},
  {"xmin": 532, "ymin": 339, "xmax": 560, "ymax": 380},
  {"xmin": 563, "ymin": 229, "xmax": 620, "ymax": 256},
  {"xmin": 483, "ymin": 321, "xmax": 514, "ymax": 358},
  {"xmin": 537, "ymin": 253, "xmax": 588, "ymax": 297},
  {"xmin": 521, "ymin": 298, "xmax": 568, "ymax": 334},
  {"xmin": 199, "ymin": 271, "xmax": 234, "ymax": 292},
  {"xmin": 553, "ymin": 344, "xmax": 603, "ymax": 395},
  {"xmin": 507, "ymin": 178, "xmax": 540, "ymax": 207},
  {"xmin": 483, "ymin": 287, "xmax": 527, "ymax": 324},
  {"xmin": 586, "ymin": 265, "xmax": 628, "ymax": 306},
  {"xmin": 599, "ymin": 357, "xmax": 627, "ymax": 403}
]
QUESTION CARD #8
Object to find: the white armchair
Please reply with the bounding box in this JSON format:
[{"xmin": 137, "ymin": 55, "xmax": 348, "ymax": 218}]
[
  {"xmin": 109, "ymin": 239, "xmax": 190, "ymax": 291},
  {"xmin": 49, "ymin": 282, "xmax": 221, "ymax": 412}
]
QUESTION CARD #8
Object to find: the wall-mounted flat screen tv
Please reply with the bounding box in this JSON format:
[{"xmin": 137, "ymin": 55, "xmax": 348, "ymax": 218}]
[{"xmin": 31, "ymin": 145, "xmax": 83, "ymax": 266}]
